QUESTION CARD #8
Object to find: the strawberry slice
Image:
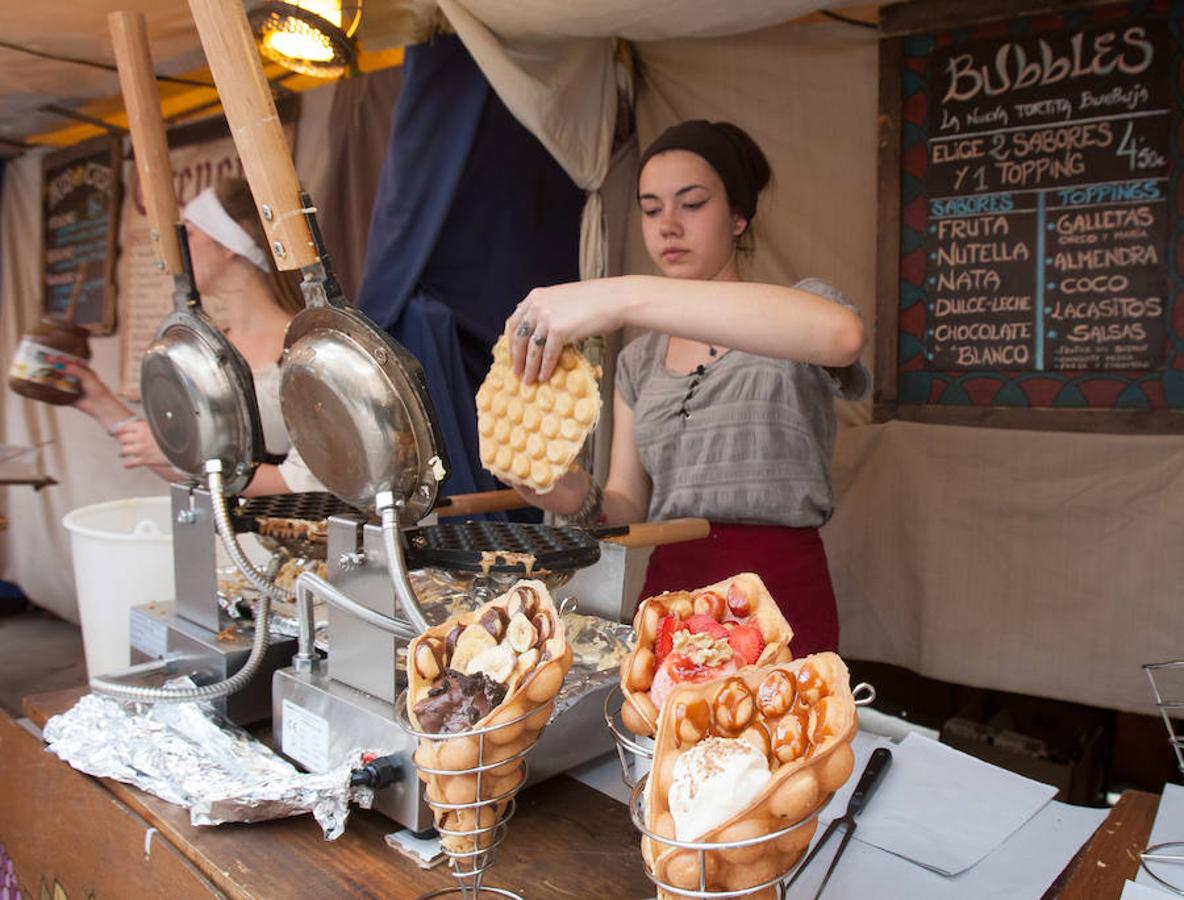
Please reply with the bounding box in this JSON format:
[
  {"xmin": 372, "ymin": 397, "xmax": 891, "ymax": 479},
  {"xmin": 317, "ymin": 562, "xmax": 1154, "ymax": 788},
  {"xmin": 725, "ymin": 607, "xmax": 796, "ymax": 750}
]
[
  {"xmin": 726, "ymin": 624, "xmax": 766, "ymax": 666},
  {"xmin": 685, "ymin": 614, "xmax": 729, "ymax": 641},
  {"xmin": 654, "ymin": 615, "xmax": 687, "ymax": 662}
]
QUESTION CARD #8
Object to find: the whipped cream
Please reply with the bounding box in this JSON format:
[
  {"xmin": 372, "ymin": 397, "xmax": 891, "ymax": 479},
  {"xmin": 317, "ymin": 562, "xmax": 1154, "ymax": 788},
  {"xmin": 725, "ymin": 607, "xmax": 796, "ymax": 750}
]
[{"xmin": 668, "ymin": 736, "xmax": 771, "ymax": 841}]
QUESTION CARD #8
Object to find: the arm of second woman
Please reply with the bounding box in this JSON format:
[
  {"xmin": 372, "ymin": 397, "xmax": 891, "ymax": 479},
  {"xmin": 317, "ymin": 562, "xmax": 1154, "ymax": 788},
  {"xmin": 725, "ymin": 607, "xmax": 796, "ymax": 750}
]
[{"xmin": 508, "ymin": 275, "xmax": 866, "ymax": 384}]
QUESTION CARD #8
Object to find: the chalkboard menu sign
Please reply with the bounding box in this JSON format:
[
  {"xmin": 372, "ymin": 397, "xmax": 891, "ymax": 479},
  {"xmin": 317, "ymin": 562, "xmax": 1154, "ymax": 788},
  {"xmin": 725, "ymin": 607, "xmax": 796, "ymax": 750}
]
[
  {"xmin": 42, "ymin": 137, "xmax": 121, "ymax": 334},
  {"xmin": 877, "ymin": 0, "xmax": 1184, "ymax": 431}
]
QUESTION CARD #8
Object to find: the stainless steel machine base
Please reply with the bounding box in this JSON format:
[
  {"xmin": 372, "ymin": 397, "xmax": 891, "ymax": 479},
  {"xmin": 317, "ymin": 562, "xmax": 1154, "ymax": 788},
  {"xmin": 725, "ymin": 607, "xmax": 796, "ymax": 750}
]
[
  {"xmin": 128, "ymin": 601, "xmax": 295, "ymax": 724},
  {"xmin": 273, "ymin": 665, "xmax": 432, "ymax": 832},
  {"xmin": 272, "ymin": 665, "xmax": 616, "ymax": 833}
]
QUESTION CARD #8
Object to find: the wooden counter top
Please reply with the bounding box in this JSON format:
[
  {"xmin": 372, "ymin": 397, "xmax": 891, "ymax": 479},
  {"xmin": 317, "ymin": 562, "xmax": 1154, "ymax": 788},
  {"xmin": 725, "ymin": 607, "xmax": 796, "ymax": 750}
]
[
  {"xmin": 6, "ymin": 687, "xmax": 1162, "ymax": 899},
  {"xmin": 16, "ymin": 687, "xmax": 650, "ymax": 898}
]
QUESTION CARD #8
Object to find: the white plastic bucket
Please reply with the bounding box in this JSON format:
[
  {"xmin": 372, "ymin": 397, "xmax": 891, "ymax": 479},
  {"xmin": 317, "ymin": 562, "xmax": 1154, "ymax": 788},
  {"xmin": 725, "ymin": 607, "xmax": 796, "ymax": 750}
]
[{"xmin": 62, "ymin": 496, "xmax": 175, "ymax": 677}]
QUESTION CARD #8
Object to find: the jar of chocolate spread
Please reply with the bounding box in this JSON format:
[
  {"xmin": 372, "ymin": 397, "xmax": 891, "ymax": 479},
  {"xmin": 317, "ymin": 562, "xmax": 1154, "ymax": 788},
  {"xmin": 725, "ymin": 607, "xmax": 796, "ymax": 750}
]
[{"xmin": 8, "ymin": 316, "xmax": 92, "ymax": 405}]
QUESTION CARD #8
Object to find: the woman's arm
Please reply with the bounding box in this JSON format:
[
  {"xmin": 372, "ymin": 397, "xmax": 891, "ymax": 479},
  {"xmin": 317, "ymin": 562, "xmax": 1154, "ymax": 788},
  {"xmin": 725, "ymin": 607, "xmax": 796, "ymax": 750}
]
[
  {"xmin": 242, "ymin": 464, "xmax": 290, "ymax": 497},
  {"xmin": 64, "ymin": 362, "xmax": 137, "ymax": 431},
  {"xmin": 601, "ymin": 396, "xmax": 650, "ymax": 525},
  {"xmin": 510, "ymin": 393, "xmax": 651, "ymax": 524},
  {"xmin": 508, "ymin": 275, "xmax": 866, "ymax": 384}
]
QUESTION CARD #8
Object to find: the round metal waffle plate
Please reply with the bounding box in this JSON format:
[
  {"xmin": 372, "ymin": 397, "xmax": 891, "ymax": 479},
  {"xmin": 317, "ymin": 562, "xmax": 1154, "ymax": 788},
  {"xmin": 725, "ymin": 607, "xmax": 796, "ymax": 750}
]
[
  {"xmin": 280, "ymin": 307, "xmax": 448, "ymax": 520},
  {"xmin": 404, "ymin": 521, "xmax": 601, "ymax": 574},
  {"xmin": 140, "ymin": 309, "xmax": 263, "ymax": 496}
]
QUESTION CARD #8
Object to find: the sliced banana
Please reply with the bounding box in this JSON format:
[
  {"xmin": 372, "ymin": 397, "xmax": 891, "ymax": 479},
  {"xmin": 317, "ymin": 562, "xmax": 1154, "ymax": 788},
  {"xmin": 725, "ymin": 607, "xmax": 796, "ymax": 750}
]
[
  {"xmin": 467, "ymin": 642, "xmax": 516, "ymax": 684},
  {"xmin": 415, "ymin": 641, "xmax": 442, "ymax": 681},
  {"xmin": 451, "ymin": 623, "xmax": 498, "ymax": 674},
  {"xmin": 514, "ymin": 646, "xmax": 540, "ymax": 677},
  {"xmin": 506, "ymin": 613, "xmax": 538, "ymax": 653}
]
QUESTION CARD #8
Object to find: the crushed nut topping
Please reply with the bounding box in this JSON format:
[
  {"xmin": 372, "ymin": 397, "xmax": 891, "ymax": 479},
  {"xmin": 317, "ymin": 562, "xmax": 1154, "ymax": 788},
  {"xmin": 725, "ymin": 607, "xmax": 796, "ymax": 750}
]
[{"xmin": 672, "ymin": 629, "xmax": 733, "ymax": 666}]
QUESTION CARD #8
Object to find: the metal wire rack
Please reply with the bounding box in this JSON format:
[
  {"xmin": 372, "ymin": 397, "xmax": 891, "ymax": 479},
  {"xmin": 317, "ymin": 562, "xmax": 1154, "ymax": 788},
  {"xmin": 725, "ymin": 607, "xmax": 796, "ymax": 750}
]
[
  {"xmin": 628, "ymin": 771, "xmax": 826, "ymax": 899},
  {"xmin": 603, "ymin": 682, "xmax": 877, "ymax": 791},
  {"xmin": 1140, "ymin": 661, "xmax": 1184, "ymax": 894},
  {"xmin": 396, "ymin": 689, "xmax": 542, "ymax": 900}
]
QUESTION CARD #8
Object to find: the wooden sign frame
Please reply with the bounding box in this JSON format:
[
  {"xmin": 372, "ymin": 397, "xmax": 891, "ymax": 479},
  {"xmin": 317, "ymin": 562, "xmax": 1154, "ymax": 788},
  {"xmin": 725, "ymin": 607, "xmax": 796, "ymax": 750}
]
[
  {"xmin": 42, "ymin": 136, "xmax": 122, "ymax": 335},
  {"xmin": 875, "ymin": 0, "xmax": 1184, "ymax": 433}
]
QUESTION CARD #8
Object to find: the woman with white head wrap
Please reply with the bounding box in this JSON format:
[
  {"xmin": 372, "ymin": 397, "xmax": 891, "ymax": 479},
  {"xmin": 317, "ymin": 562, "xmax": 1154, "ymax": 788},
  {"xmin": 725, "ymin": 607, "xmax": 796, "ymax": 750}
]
[{"xmin": 67, "ymin": 177, "xmax": 323, "ymax": 494}]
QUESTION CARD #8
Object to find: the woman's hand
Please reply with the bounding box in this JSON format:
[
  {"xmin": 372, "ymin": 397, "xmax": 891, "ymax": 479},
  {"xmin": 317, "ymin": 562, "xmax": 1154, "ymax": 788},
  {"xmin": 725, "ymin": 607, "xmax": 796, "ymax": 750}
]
[
  {"xmin": 63, "ymin": 362, "xmax": 134, "ymax": 430},
  {"xmin": 509, "ymin": 468, "xmax": 591, "ymax": 517},
  {"xmin": 112, "ymin": 419, "xmax": 171, "ymax": 470},
  {"xmin": 506, "ymin": 280, "xmax": 630, "ymax": 384}
]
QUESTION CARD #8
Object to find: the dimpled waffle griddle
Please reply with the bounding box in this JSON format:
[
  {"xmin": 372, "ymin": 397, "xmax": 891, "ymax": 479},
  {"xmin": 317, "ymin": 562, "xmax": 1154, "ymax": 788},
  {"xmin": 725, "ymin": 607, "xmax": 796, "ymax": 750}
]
[{"xmin": 403, "ymin": 520, "xmax": 600, "ymax": 574}]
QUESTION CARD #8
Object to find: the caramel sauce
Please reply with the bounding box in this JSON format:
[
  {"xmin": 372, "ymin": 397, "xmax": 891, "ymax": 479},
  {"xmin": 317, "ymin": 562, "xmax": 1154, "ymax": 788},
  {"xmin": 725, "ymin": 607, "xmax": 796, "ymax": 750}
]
[
  {"xmin": 712, "ymin": 676, "xmax": 755, "ymax": 735},
  {"xmin": 673, "ymin": 696, "xmax": 712, "ymax": 748},
  {"xmin": 756, "ymin": 669, "xmax": 796, "ymax": 718}
]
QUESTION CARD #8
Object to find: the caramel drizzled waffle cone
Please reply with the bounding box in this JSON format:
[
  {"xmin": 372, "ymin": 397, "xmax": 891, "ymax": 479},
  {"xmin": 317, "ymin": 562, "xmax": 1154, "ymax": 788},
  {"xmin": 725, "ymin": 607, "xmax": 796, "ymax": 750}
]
[
  {"xmin": 476, "ymin": 335, "xmax": 601, "ymax": 493},
  {"xmin": 620, "ymin": 572, "xmax": 794, "ymax": 737},
  {"xmin": 642, "ymin": 654, "xmax": 857, "ymax": 899},
  {"xmin": 407, "ymin": 579, "xmax": 572, "ymax": 857}
]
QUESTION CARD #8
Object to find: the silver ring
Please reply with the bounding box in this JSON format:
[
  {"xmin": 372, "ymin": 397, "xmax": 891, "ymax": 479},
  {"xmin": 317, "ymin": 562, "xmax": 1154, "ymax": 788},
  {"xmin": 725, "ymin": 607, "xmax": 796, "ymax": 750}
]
[
  {"xmin": 515, "ymin": 321, "xmax": 532, "ymax": 337},
  {"xmin": 533, "ymin": 335, "xmax": 547, "ymax": 347}
]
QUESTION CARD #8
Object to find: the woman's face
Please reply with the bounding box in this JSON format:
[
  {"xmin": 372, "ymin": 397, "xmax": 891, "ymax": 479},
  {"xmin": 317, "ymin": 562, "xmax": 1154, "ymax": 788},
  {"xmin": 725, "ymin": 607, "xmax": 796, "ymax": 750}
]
[
  {"xmin": 184, "ymin": 223, "xmax": 233, "ymax": 294},
  {"xmin": 638, "ymin": 149, "xmax": 746, "ymax": 281}
]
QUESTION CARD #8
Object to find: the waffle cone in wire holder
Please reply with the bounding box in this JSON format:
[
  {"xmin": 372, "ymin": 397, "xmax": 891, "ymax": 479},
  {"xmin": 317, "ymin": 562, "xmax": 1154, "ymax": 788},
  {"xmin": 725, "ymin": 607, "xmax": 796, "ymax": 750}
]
[
  {"xmin": 403, "ymin": 580, "xmax": 571, "ymax": 888},
  {"xmin": 1140, "ymin": 660, "xmax": 1184, "ymax": 894},
  {"xmin": 637, "ymin": 655, "xmax": 858, "ymax": 898},
  {"xmin": 620, "ymin": 573, "xmax": 794, "ymax": 738}
]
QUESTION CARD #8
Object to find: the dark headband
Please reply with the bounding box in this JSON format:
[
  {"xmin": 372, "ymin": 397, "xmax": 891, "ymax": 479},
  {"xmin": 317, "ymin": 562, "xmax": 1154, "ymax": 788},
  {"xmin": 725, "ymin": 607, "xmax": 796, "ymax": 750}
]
[{"xmin": 638, "ymin": 120, "xmax": 759, "ymax": 221}]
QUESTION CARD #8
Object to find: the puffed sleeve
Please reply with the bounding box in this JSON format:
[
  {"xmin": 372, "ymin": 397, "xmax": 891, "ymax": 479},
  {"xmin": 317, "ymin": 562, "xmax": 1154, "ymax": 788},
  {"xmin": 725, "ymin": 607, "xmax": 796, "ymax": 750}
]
[{"xmin": 794, "ymin": 277, "xmax": 870, "ymax": 402}]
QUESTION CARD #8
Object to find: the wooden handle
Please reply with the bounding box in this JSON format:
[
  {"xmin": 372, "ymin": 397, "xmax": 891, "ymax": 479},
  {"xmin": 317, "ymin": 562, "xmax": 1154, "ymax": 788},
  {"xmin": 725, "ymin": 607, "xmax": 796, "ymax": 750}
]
[
  {"xmin": 186, "ymin": 0, "xmax": 316, "ymax": 270},
  {"xmin": 63, "ymin": 265, "xmax": 87, "ymax": 323},
  {"xmin": 435, "ymin": 490, "xmax": 527, "ymax": 517},
  {"xmin": 604, "ymin": 518, "xmax": 710, "ymax": 549},
  {"xmin": 108, "ymin": 12, "xmax": 183, "ymax": 274}
]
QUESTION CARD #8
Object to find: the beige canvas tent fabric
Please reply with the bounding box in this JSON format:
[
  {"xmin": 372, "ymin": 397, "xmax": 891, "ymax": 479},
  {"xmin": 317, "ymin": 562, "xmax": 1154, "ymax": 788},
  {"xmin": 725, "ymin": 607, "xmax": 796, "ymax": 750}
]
[{"xmin": 441, "ymin": 10, "xmax": 1174, "ymax": 714}]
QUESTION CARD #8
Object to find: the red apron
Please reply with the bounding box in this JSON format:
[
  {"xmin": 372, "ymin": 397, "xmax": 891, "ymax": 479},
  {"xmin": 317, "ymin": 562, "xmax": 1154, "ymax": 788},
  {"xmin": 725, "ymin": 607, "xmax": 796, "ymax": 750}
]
[{"xmin": 639, "ymin": 522, "xmax": 839, "ymax": 657}]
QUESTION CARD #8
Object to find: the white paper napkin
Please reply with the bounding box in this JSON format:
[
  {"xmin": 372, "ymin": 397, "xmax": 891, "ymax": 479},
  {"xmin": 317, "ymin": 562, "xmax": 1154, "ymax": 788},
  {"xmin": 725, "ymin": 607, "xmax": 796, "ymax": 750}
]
[
  {"xmin": 1135, "ymin": 782, "xmax": 1184, "ymax": 894},
  {"xmin": 788, "ymin": 798, "xmax": 1106, "ymax": 898},
  {"xmin": 1124, "ymin": 880, "xmax": 1176, "ymax": 899},
  {"xmin": 819, "ymin": 732, "xmax": 1058, "ymax": 875}
]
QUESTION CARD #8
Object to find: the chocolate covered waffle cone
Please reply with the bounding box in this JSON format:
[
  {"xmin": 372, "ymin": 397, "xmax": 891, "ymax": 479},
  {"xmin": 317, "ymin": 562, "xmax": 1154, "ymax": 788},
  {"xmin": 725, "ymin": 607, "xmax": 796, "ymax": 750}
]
[
  {"xmin": 407, "ymin": 579, "xmax": 572, "ymax": 856},
  {"xmin": 642, "ymin": 654, "xmax": 858, "ymax": 898},
  {"xmin": 620, "ymin": 573, "xmax": 794, "ymax": 737}
]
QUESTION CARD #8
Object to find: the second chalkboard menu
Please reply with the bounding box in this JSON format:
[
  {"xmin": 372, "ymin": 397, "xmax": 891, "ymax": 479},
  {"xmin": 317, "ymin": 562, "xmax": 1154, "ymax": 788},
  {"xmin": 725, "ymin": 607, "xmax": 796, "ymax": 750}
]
[
  {"xmin": 877, "ymin": 0, "xmax": 1184, "ymax": 431},
  {"xmin": 42, "ymin": 137, "xmax": 121, "ymax": 335}
]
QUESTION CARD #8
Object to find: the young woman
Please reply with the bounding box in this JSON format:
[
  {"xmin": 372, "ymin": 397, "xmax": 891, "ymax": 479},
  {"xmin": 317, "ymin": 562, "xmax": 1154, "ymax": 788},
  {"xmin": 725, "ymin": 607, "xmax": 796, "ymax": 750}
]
[
  {"xmin": 504, "ymin": 120, "xmax": 867, "ymax": 655},
  {"xmin": 68, "ymin": 177, "xmax": 323, "ymax": 495}
]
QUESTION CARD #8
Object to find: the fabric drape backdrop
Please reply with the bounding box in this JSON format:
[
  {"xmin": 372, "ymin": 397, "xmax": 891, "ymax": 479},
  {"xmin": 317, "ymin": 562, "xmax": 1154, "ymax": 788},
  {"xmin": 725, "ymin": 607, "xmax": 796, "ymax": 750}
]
[{"xmin": 355, "ymin": 34, "xmax": 584, "ymax": 499}]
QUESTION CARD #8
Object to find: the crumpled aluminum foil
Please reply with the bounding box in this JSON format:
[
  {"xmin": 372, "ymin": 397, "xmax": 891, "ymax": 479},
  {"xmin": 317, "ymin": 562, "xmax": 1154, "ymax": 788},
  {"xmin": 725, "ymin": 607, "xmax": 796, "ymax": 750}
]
[{"xmin": 41, "ymin": 686, "xmax": 369, "ymax": 839}]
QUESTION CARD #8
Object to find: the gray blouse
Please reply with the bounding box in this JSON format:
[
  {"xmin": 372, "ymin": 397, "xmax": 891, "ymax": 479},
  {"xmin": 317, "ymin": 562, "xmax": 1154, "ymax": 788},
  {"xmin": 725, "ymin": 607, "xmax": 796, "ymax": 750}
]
[{"xmin": 615, "ymin": 278, "xmax": 868, "ymax": 528}]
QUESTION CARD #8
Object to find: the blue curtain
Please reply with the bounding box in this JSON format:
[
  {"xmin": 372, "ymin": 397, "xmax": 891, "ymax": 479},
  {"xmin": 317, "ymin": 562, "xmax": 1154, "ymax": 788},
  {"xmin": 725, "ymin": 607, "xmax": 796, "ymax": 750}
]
[{"xmin": 356, "ymin": 35, "xmax": 584, "ymax": 501}]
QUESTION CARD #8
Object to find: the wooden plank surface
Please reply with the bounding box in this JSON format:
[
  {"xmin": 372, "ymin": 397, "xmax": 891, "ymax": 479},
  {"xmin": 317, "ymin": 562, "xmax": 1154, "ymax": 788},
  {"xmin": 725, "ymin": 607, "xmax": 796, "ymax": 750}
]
[
  {"xmin": 0, "ymin": 711, "xmax": 220, "ymax": 898},
  {"xmin": 23, "ymin": 687, "xmax": 652, "ymax": 898},
  {"xmin": 20, "ymin": 688, "xmax": 1164, "ymax": 898},
  {"xmin": 1049, "ymin": 789, "xmax": 1160, "ymax": 899}
]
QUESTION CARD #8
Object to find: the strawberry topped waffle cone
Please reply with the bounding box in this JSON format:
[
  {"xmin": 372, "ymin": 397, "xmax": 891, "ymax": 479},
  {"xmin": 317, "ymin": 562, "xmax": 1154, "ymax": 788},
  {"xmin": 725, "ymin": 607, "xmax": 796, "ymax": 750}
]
[{"xmin": 620, "ymin": 573, "xmax": 793, "ymax": 737}]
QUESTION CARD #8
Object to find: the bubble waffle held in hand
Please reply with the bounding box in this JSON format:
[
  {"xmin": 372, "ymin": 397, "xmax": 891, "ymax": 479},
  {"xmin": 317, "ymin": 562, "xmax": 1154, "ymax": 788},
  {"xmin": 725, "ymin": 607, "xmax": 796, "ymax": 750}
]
[
  {"xmin": 476, "ymin": 335, "xmax": 601, "ymax": 493},
  {"xmin": 643, "ymin": 655, "xmax": 857, "ymax": 899},
  {"xmin": 620, "ymin": 573, "xmax": 793, "ymax": 737},
  {"xmin": 407, "ymin": 580, "xmax": 572, "ymax": 854}
]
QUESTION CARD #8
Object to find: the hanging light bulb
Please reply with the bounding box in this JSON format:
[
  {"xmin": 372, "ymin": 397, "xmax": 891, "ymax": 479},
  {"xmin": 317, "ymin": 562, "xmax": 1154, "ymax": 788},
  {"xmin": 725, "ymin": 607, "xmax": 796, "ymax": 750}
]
[{"xmin": 249, "ymin": 0, "xmax": 363, "ymax": 78}]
